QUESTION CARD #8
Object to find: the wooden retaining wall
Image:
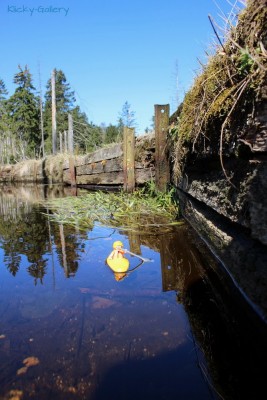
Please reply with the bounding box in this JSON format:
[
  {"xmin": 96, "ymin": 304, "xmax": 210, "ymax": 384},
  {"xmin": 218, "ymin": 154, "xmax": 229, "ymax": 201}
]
[
  {"xmin": 0, "ymin": 105, "xmax": 170, "ymax": 192},
  {"xmin": 63, "ymin": 135, "xmax": 156, "ymax": 189}
]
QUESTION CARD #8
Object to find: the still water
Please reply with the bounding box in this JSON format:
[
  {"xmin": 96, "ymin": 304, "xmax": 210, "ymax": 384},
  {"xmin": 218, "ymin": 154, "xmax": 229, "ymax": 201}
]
[{"xmin": 0, "ymin": 184, "xmax": 266, "ymax": 400}]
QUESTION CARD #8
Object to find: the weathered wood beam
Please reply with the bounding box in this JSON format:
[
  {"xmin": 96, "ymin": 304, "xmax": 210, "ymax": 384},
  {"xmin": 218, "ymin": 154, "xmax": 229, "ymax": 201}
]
[
  {"xmin": 123, "ymin": 127, "xmax": 135, "ymax": 192},
  {"xmin": 76, "ymin": 158, "xmax": 123, "ymax": 175},
  {"xmin": 155, "ymin": 104, "xmax": 170, "ymax": 192}
]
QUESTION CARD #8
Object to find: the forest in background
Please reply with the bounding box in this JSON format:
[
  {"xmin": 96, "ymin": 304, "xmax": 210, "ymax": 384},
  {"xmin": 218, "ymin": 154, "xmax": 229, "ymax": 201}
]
[{"xmin": 0, "ymin": 67, "xmax": 145, "ymax": 164}]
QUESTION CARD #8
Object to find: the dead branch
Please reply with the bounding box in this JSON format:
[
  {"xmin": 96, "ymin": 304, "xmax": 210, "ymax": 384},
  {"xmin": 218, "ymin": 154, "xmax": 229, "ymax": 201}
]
[{"xmin": 208, "ymin": 14, "xmax": 227, "ymax": 54}]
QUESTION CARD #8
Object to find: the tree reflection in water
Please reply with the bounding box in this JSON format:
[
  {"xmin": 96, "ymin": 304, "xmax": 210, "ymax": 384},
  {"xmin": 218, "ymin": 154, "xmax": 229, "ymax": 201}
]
[
  {"xmin": 0, "ymin": 183, "xmax": 266, "ymax": 400},
  {"xmin": 27, "ymin": 260, "xmax": 48, "ymax": 285},
  {"xmin": 0, "ymin": 183, "xmax": 87, "ymax": 281}
]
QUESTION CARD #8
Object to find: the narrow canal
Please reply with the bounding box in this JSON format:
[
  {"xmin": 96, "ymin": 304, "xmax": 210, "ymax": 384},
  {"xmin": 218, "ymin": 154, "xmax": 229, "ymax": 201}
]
[{"xmin": 0, "ymin": 184, "xmax": 266, "ymax": 400}]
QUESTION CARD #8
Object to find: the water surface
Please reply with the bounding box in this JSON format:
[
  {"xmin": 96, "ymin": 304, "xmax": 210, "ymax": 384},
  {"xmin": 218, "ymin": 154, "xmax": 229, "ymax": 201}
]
[{"xmin": 0, "ymin": 184, "xmax": 266, "ymax": 400}]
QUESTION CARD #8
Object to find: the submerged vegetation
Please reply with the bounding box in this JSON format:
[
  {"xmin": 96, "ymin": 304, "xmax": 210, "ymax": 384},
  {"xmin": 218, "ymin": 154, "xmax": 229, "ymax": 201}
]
[
  {"xmin": 169, "ymin": 0, "xmax": 267, "ymax": 184},
  {"xmin": 44, "ymin": 184, "xmax": 181, "ymax": 234}
]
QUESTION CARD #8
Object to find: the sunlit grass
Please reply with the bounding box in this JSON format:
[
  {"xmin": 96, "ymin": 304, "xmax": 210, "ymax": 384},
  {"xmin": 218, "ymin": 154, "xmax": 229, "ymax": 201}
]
[{"xmin": 43, "ymin": 186, "xmax": 183, "ymax": 234}]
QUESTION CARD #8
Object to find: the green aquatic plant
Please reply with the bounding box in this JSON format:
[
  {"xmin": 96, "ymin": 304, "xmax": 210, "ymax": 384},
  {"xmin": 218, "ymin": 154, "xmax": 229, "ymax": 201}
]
[{"xmin": 43, "ymin": 186, "xmax": 182, "ymax": 234}]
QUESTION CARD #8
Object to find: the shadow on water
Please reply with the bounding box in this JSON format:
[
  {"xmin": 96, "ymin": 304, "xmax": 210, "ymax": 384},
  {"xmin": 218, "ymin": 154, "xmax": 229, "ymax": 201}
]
[
  {"xmin": 0, "ymin": 184, "xmax": 266, "ymax": 400},
  {"xmin": 92, "ymin": 345, "xmax": 211, "ymax": 400},
  {"xmin": 164, "ymin": 228, "xmax": 267, "ymax": 398}
]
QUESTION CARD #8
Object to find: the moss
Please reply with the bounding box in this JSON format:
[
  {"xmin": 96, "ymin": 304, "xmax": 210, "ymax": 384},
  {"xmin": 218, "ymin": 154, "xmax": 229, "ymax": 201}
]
[{"xmin": 170, "ymin": 0, "xmax": 267, "ymax": 183}]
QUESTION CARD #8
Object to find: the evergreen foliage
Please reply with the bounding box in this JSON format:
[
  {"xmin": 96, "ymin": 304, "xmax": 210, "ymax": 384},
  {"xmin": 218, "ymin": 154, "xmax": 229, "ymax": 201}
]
[
  {"xmin": 0, "ymin": 78, "xmax": 8, "ymax": 123},
  {"xmin": 0, "ymin": 67, "xmax": 139, "ymax": 163},
  {"xmin": 0, "ymin": 79, "xmax": 8, "ymax": 102},
  {"xmin": 104, "ymin": 124, "xmax": 120, "ymax": 144},
  {"xmin": 119, "ymin": 101, "xmax": 136, "ymax": 128},
  {"xmin": 6, "ymin": 65, "xmax": 40, "ymax": 159},
  {"xmin": 0, "ymin": 79, "xmax": 10, "ymax": 163}
]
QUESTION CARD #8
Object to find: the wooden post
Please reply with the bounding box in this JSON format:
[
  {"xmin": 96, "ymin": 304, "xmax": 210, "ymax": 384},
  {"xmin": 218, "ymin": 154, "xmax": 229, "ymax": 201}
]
[
  {"xmin": 68, "ymin": 113, "xmax": 76, "ymax": 187},
  {"xmin": 123, "ymin": 127, "xmax": 135, "ymax": 193},
  {"xmin": 155, "ymin": 104, "xmax": 170, "ymax": 192},
  {"xmin": 69, "ymin": 156, "xmax": 76, "ymax": 187},
  {"xmin": 51, "ymin": 69, "xmax": 57, "ymax": 154},
  {"xmin": 68, "ymin": 113, "xmax": 74, "ymax": 154},
  {"xmin": 59, "ymin": 132, "xmax": 63, "ymax": 153},
  {"xmin": 64, "ymin": 130, "xmax": 68, "ymax": 152}
]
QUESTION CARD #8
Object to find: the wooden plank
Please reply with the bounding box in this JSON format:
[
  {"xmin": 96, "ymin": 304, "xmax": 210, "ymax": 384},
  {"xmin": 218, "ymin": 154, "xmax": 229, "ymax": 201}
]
[
  {"xmin": 65, "ymin": 168, "xmax": 153, "ymax": 186},
  {"xmin": 76, "ymin": 143, "xmax": 123, "ymax": 166},
  {"xmin": 76, "ymin": 171, "xmax": 124, "ymax": 185},
  {"xmin": 155, "ymin": 104, "xmax": 170, "ymax": 192},
  {"xmin": 77, "ymin": 185, "xmax": 121, "ymax": 192},
  {"xmin": 76, "ymin": 158, "xmax": 123, "ymax": 176}
]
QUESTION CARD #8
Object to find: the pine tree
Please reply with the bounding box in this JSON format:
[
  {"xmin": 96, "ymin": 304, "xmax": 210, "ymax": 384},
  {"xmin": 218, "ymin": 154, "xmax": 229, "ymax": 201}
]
[
  {"xmin": 0, "ymin": 79, "xmax": 8, "ymax": 102},
  {"xmin": 43, "ymin": 69, "xmax": 76, "ymax": 153},
  {"xmin": 0, "ymin": 78, "xmax": 9, "ymax": 163},
  {"xmin": 119, "ymin": 101, "xmax": 136, "ymax": 128},
  {"xmin": 6, "ymin": 65, "xmax": 40, "ymax": 159},
  {"xmin": 0, "ymin": 78, "xmax": 8, "ymax": 123},
  {"xmin": 117, "ymin": 117, "xmax": 124, "ymax": 140}
]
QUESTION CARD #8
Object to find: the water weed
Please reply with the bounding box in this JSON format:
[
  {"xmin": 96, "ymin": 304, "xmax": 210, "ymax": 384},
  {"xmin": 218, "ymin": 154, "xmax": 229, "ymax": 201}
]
[{"xmin": 43, "ymin": 186, "xmax": 182, "ymax": 234}]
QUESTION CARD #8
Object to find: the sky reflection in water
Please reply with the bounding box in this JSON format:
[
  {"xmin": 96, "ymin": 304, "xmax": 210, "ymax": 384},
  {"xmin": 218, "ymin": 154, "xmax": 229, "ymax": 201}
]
[{"xmin": 0, "ymin": 185, "xmax": 221, "ymax": 400}]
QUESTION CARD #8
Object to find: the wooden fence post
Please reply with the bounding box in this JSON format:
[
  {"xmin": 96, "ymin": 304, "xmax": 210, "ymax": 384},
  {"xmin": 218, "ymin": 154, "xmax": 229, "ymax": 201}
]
[
  {"xmin": 64, "ymin": 130, "xmax": 68, "ymax": 153},
  {"xmin": 68, "ymin": 113, "xmax": 76, "ymax": 188},
  {"xmin": 59, "ymin": 132, "xmax": 63, "ymax": 153},
  {"xmin": 155, "ymin": 104, "xmax": 170, "ymax": 192},
  {"xmin": 68, "ymin": 113, "xmax": 74, "ymax": 154},
  {"xmin": 69, "ymin": 156, "xmax": 76, "ymax": 188},
  {"xmin": 123, "ymin": 127, "xmax": 135, "ymax": 193}
]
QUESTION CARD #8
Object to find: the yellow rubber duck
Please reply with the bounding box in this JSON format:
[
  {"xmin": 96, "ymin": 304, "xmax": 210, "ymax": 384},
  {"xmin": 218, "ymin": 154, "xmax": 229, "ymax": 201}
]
[{"xmin": 106, "ymin": 241, "xmax": 130, "ymax": 273}]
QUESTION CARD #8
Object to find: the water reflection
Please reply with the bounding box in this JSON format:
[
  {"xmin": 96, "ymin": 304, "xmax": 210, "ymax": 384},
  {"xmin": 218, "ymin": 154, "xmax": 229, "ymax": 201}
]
[
  {"xmin": 0, "ymin": 184, "xmax": 266, "ymax": 400},
  {"xmin": 0, "ymin": 184, "xmax": 87, "ymax": 282}
]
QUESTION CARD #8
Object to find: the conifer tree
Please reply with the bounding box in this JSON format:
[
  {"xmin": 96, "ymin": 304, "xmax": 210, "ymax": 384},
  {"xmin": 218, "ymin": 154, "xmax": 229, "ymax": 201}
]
[
  {"xmin": 104, "ymin": 124, "xmax": 120, "ymax": 144},
  {"xmin": 0, "ymin": 78, "xmax": 9, "ymax": 163},
  {"xmin": 0, "ymin": 79, "xmax": 8, "ymax": 102},
  {"xmin": 6, "ymin": 65, "xmax": 40, "ymax": 159},
  {"xmin": 117, "ymin": 117, "xmax": 124, "ymax": 140},
  {"xmin": 119, "ymin": 101, "xmax": 136, "ymax": 128},
  {"xmin": 0, "ymin": 78, "xmax": 8, "ymax": 123}
]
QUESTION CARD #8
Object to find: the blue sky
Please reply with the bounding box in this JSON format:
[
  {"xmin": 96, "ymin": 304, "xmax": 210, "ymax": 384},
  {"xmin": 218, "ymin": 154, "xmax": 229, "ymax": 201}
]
[{"xmin": 0, "ymin": 0, "xmax": 244, "ymax": 133}]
